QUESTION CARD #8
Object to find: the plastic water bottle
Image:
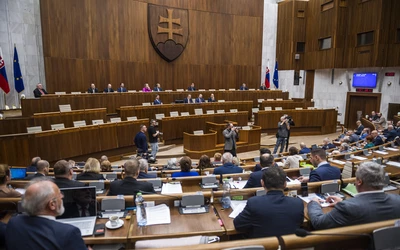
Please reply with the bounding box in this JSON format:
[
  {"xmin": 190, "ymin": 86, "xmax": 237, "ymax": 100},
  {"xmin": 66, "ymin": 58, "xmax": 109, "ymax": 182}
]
[
  {"xmin": 135, "ymin": 192, "xmax": 147, "ymax": 227},
  {"xmin": 221, "ymin": 179, "xmax": 231, "ymax": 209}
]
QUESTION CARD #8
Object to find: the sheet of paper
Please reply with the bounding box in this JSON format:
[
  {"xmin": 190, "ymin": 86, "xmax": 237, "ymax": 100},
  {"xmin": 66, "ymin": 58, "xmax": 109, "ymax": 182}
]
[
  {"xmin": 298, "ymin": 193, "xmax": 330, "ymax": 207},
  {"xmin": 230, "ymin": 180, "xmax": 247, "ymax": 189},
  {"xmin": 161, "ymin": 183, "xmax": 183, "ymax": 194},
  {"xmin": 384, "ymin": 147, "xmax": 399, "ymax": 152},
  {"xmin": 286, "ymin": 177, "xmax": 301, "ymax": 186},
  {"xmin": 15, "ymin": 188, "xmax": 25, "ymax": 195},
  {"xmin": 230, "ymin": 200, "xmax": 247, "ymax": 211},
  {"xmin": 386, "ymin": 161, "xmax": 400, "ymax": 168},
  {"xmin": 229, "ymin": 202, "xmax": 247, "ymax": 219},
  {"xmin": 331, "ymin": 160, "xmax": 346, "ymax": 165},
  {"xmin": 374, "ymin": 150, "xmax": 389, "ymax": 155},
  {"xmin": 145, "ymin": 204, "xmax": 171, "ymax": 225},
  {"xmin": 352, "ymin": 156, "xmax": 368, "ymax": 161}
]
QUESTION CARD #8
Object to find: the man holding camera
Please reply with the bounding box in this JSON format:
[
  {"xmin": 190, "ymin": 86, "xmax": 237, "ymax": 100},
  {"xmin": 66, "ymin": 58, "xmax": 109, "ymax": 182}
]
[
  {"xmin": 284, "ymin": 114, "xmax": 295, "ymax": 151},
  {"xmin": 223, "ymin": 123, "xmax": 239, "ymax": 156},
  {"xmin": 273, "ymin": 116, "xmax": 290, "ymax": 154},
  {"xmin": 148, "ymin": 119, "xmax": 160, "ymax": 160}
]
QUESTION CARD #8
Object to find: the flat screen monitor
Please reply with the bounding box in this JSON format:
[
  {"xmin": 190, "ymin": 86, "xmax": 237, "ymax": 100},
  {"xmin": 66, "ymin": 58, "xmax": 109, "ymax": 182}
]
[
  {"xmin": 57, "ymin": 186, "xmax": 97, "ymax": 219},
  {"xmin": 10, "ymin": 168, "xmax": 27, "ymax": 180},
  {"xmin": 352, "ymin": 73, "xmax": 377, "ymax": 88}
]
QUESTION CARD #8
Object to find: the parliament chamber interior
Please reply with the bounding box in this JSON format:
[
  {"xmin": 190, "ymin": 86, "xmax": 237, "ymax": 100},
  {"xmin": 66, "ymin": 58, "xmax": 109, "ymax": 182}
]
[{"xmin": 0, "ymin": 0, "xmax": 400, "ymax": 249}]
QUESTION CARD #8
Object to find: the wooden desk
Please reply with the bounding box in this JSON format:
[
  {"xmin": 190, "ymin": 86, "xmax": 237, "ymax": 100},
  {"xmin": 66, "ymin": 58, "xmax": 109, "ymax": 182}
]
[
  {"xmin": 128, "ymin": 207, "xmax": 225, "ymax": 242},
  {"xmin": 260, "ymin": 100, "xmax": 314, "ymax": 110},
  {"xmin": 83, "ymin": 217, "xmax": 131, "ymax": 245}
]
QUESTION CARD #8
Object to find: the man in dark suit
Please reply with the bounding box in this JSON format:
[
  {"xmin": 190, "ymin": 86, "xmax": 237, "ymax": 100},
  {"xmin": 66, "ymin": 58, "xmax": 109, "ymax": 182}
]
[
  {"xmin": 88, "ymin": 83, "xmax": 99, "ymax": 93},
  {"xmin": 53, "ymin": 160, "xmax": 85, "ymax": 189},
  {"xmin": 234, "ymin": 167, "xmax": 304, "ymax": 238},
  {"xmin": 259, "ymin": 83, "xmax": 268, "ymax": 90},
  {"xmin": 213, "ymin": 152, "xmax": 243, "ymax": 175},
  {"xmin": 183, "ymin": 94, "xmax": 193, "ymax": 103},
  {"xmin": 153, "ymin": 83, "xmax": 163, "ymax": 92},
  {"xmin": 25, "ymin": 160, "xmax": 49, "ymax": 180},
  {"xmin": 371, "ymin": 130, "xmax": 384, "ymax": 146},
  {"xmin": 253, "ymin": 148, "xmax": 274, "ymax": 172},
  {"xmin": 321, "ymin": 138, "xmax": 336, "ymax": 150},
  {"xmin": 188, "ymin": 82, "xmax": 196, "ymax": 91},
  {"xmin": 355, "ymin": 120, "xmax": 364, "ymax": 136},
  {"xmin": 33, "ymin": 83, "xmax": 48, "ymax": 98},
  {"xmin": 298, "ymin": 142, "xmax": 311, "ymax": 154},
  {"xmin": 108, "ymin": 159, "xmax": 155, "ymax": 195},
  {"xmin": 26, "ymin": 156, "xmax": 41, "ymax": 172},
  {"xmin": 223, "ymin": 123, "xmax": 239, "ymax": 156},
  {"xmin": 117, "ymin": 82, "xmax": 127, "ymax": 92},
  {"xmin": 239, "ymin": 83, "xmax": 248, "ymax": 90},
  {"xmin": 6, "ymin": 180, "xmax": 88, "ymax": 249},
  {"xmin": 308, "ymin": 162, "xmax": 400, "ymax": 230},
  {"xmin": 138, "ymin": 159, "xmax": 155, "ymax": 179},
  {"xmin": 153, "ymin": 94, "xmax": 162, "ymax": 105},
  {"xmin": 298, "ymin": 148, "xmax": 341, "ymax": 183},
  {"xmin": 103, "ymin": 83, "xmax": 114, "ymax": 93},
  {"xmin": 244, "ymin": 154, "xmax": 274, "ymax": 188},
  {"xmin": 195, "ymin": 94, "xmax": 205, "ymax": 103},
  {"xmin": 134, "ymin": 124, "xmax": 148, "ymax": 155},
  {"xmin": 384, "ymin": 125, "xmax": 397, "ymax": 142}
]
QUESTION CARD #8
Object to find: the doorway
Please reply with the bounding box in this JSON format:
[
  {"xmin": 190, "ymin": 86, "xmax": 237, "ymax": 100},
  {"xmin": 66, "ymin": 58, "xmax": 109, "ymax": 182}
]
[{"xmin": 345, "ymin": 92, "xmax": 381, "ymax": 129}]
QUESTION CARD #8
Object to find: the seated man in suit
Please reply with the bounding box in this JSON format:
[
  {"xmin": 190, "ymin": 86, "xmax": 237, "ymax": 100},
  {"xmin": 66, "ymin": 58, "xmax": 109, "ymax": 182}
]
[
  {"xmin": 103, "ymin": 83, "xmax": 114, "ymax": 93},
  {"xmin": 25, "ymin": 160, "xmax": 49, "ymax": 180},
  {"xmin": 213, "ymin": 152, "xmax": 243, "ymax": 175},
  {"xmin": 299, "ymin": 142, "xmax": 311, "ymax": 154},
  {"xmin": 371, "ymin": 130, "xmax": 384, "ymax": 146},
  {"xmin": 308, "ymin": 162, "xmax": 400, "ymax": 230},
  {"xmin": 321, "ymin": 138, "xmax": 336, "ymax": 150},
  {"xmin": 373, "ymin": 113, "xmax": 386, "ymax": 130},
  {"xmin": 183, "ymin": 94, "xmax": 193, "ymax": 103},
  {"xmin": 6, "ymin": 179, "xmax": 88, "ymax": 249},
  {"xmin": 383, "ymin": 125, "xmax": 397, "ymax": 142},
  {"xmin": 259, "ymin": 83, "xmax": 268, "ymax": 90},
  {"xmin": 108, "ymin": 159, "xmax": 155, "ymax": 195},
  {"xmin": 26, "ymin": 156, "xmax": 41, "ymax": 172},
  {"xmin": 244, "ymin": 154, "xmax": 274, "ymax": 188},
  {"xmin": 138, "ymin": 159, "xmax": 155, "ymax": 179},
  {"xmin": 208, "ymin": 93, "xmax": 217, "ymax": 102},
  {"xmin": 153, "ymin": 94, "xmax": 162, "ymax": 105},
  {"xmin": 117, "ymin": 82, "xmax": 127, "ymax": 92},
  {"xmin": 53, "ymin": 160, "xmax": 85, "ymax": 189},
  {"xmin": 234, "ymin": 167, "xmax": 304, "ymax": 238},
  {"xmin": 239, "ymin": 83, "xmax": 248, "ymax": 90},
  {"xmin": 253, "ymin": 148, "xmax": 272, "ymax": 172},
  {"xmin": 298, "ymin": 148, "xmax": 341, "ymax": 183},
  {"xmin": 188, "ymin": 82, "xmax": 196, "ymax": 91},
  {"xmin": 33, "ymin": 83, "xmax": 48, "ymax": 98},
  {"xmin": 153, "ymin": 83, "xmax": 163, "ymax": 92},
  {"xmin": 87, "ymin": 83, "xmax": 98, "ymax": 93},
  {"xmin": 355, "ymin": 120, "xmax": 364, "ymax": 136},
  {"xmin": 195, "ymin": 94, "xmax": 205, "ymax": 103}
]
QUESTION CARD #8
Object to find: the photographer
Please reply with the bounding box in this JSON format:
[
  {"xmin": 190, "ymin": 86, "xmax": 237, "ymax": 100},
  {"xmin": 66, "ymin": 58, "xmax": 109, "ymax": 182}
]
[
  {"xmin": 223, "ymin": 123, "xmax": 239, "ymax": 156},
  {"xmin": 148, "ymin": 119, "xmax": 160, "ymax": 161},
  {"xmin": 284, "ymin": 114, "xmax": 295, "ymax": 151},
  {"xmin": 273, "ymin": 116, "xmax": 290, "ymax": 154}
]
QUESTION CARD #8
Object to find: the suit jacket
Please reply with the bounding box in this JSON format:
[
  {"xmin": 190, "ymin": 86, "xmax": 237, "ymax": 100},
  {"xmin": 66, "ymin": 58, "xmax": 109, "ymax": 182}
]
[
  {"xmin": 355, "ymin": 125, "xmax": 364, "ymax": 135},
  {"xmin": 26, "ymin": 165, "xmax": 37, "ymax": 172},
  {"xmin": 234, "ymin": 190, "xmax": 304, "ymax": 238},
  {"xmin": 24, "ymin": 173, "xmax": 46, "ymax": 180},
  {"xmin": 243, "ymin": 169, "xmax": 266, "ymax": 188},
  {"xmin": 308, "ymin": 192, "xmax": 400, "ymax": 230},
  {"xmin": 187, "ymin": 86, "xmax": 196, "ymax": 91},
  {"xmin": 239, "ymin": 86, "xmax": 248, "ymax": 90},
  {"xmin": 385, "ymin": 130, "xmax": 397, "ymax": 142},
  {"xmin": 153, "ymin": 99, "xmax": 162, "ymax": 105},
  {"xmin": 321, "ymin": 143, "xmax": 336, "ymax": 150},
  {"xmin": 6, "ymin": 215, "xmax": 87, "ymax": 250},
  {"xmin": 195, "ymin": 98, "xmax": 205, "ymax": 103},
  {"xmin": 76, "ymin": 172, "xmax": 105, "ymax": 181},
  {"xmin": 138, "ymin": 172, "xmax": 156, "ymax": 179},
  {"xmin": 33, "ymin": 88, "xmax": 48, "ymax": 98},
  {"xmin": 108, "ymin": 176, "xmax": 155, "ymax": 195},
  {"xmin": 87, "ymin": 88, "xmax": 99, "ymax": 93},
  {"xmin": 259, "ymin": 85, "xmax": 268, "ymax": 90},
  {"xmin": 103, "ymin": 88, "xmax": 114, "ymax": 93},
  {"xmin": 183, "ymin": 98, "xmax": 193, "ymax": 103},
  {"xmin": 213, "ymin": 162, "xmax": 243, "ymax": 175},
  {"xmin": 117, "ymin": 87, "xmax": 127, "ymax": 92},
  {"xmin": 223, "ymin": 128, "xmax": 237, "ymax": 150},
  {"xmin": 373, "ymin": 135, "xmax": 384, "ymax": 146},
  {"xmin": 299, "ymin": 147, "xmax": 311, "ymax": 154},
  {"xmin": 53, "ymin": 177, "xmax": 86, "ymax": 189},
  {"xmin": 208, "ymin": 97, "xmax": 216, "ymax": 102},
  {"xmin": 153, "ymin": 87, "xmax": 163, "ymax": 91},
  {"xmin": 309, "ymin": 163, "xmax": 341, "ymax": 182}
]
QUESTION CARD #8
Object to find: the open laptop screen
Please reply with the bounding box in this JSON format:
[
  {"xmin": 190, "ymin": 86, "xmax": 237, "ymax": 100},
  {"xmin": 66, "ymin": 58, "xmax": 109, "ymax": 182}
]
[
  {"xmin": 10, "ymin": 168, "xmax": 27, "ymax": 180},
  {"xmin": 57, "ymin": 186, "xmax": 97, "ymax": 219}
]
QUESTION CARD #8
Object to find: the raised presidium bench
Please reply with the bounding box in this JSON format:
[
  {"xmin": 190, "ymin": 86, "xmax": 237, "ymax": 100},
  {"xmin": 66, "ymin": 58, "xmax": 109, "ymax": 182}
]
[
  {"xmin": 259, "ymin": 99, "xmax": 314, "ymax": 110},
  {"xmin": 117, "ymin": 101, "xmax": 254, "ymax": 120},
  {"xmin": 21, "ymin": 90, "xmax": 289, "ymax": 116},
  {"xmin": 254, "ymin": 108, "xmax": 338, "ymax": 135},
  {"xmin": 0, "ymin": 119, "xmax": 148, "ymax": 166}
]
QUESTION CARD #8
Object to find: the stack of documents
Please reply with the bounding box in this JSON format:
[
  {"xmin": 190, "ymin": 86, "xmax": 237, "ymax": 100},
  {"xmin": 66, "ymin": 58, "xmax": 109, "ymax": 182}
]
[
  {"xmin": 384, "ymin": 147, "xmax": 399, "ymax": 152},
  {"xmin": 229, "ymin": 200, "xmax": 247, "ymax": 219},
  {"xmin": 374, "ymin": 150, "xmax": 389, "ymax": 155},
  {"xmin": 330, "ymin": 160, "xmax": 346, "ymax": 165},
  {"xmin": 145, "ymin": 204, "xmax": 171, "ymax": 225},
  {"xmin": 161, "ymin": 183, "xmax": 183, "ymax": 194},
  {"xmin": 342, "ymin": 183, "xmax": 358, "ymax": 197},
  {"xmin": 352, "ymin": 156, "xmax": 367, "ymax": 161},
  {"xmin": 386, "ymin": 161, "xmax": 400, "ymax": 168}
]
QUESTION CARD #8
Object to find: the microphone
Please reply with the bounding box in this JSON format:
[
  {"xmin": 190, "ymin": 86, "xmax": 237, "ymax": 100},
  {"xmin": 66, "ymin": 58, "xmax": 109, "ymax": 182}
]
[{"xmin": 295, "ymin": 228, "xmax": 372, "ymax": 240}]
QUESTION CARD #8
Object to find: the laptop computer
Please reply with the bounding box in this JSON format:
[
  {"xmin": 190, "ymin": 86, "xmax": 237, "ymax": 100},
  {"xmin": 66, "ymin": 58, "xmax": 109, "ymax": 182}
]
[
  {"xmin": 10, "ymin": 168, "xmax": 27, "ymax": 180},
  {"xmin": 57, "ymin": 187, "xmax": 97, "ymax": 236}
]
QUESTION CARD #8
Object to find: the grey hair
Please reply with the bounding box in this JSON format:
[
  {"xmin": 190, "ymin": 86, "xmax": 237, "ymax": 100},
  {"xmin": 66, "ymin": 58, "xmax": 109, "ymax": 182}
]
[
  {"xmin": 355, "ymin": 162, "xmax": 385, "ymax": 190},
  {"xmin": 22, "ymin": 178, "xmax": 56, "ymax": 216},
  {"xmin": 138, "ymin": 159, "xmax": 149, "ymax": 171},
  {"xmin": 222, "ymin": 152, "xmax": 233, "ymax": 163}
]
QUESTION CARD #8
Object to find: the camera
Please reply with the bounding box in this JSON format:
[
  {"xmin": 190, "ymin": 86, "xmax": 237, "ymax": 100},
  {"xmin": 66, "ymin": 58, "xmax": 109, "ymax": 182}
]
[{"xmin": 158, "ymin": 132, "xmax": 163, "ymax": 135}]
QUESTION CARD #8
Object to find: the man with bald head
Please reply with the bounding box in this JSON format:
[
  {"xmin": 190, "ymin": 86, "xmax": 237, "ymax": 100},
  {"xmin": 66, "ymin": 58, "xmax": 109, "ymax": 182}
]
[
  {"xmin": 6, "ymin": 179, "xmax": 88, "ymax": 249},
  {"xmin": 371, "ymin": 130, "xmax": 384, "ymax": 146},
  {"xmin": 244, "ymin": 154, "xmax": 275, "ymax": 188},
  {"xmin": 25, "ymin": 160, "xmax": 49, "ymax": 180},
  {"xmin": 33, "ymin": 83, "xmax": 48, "ymax": 98},
  {"xmin": 108, "ymin": 159, "xmax": 155, "ymax": 195},
  {"xmin": 27, "ymin": 156, "xmax": 41, "ymax": 172}
]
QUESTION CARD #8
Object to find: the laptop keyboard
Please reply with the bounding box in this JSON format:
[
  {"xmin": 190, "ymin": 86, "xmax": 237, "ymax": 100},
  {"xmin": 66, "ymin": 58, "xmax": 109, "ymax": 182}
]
[
  {"xmin": 65, "ymin": 219, "xmax": 95, "ymax": 236},
  {"xmin": 181, "ymin": 207, "xmax": 206, "ymax": 214}
]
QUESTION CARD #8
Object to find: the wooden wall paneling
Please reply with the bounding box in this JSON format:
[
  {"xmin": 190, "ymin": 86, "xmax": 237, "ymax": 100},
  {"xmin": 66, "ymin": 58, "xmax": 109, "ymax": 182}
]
[
  {"xmin": 304, "ymin": 70, "xmax": 314, "ymax": 101},
  {"xmin": 116, "ymin": 119, "xmax": 148, "ymax": 148},
  {"xmin": 56, "ymin": 128, "xmax": 82, "ymax": 158},
  {"xmin": 35, "ymin": 130, "xmax": 60, "ymax": 162},
  {"xmin": 0, "ymin": 118, "xmax": 32, "ymax": 135},
  {"xmin": 97, "ymin": 123, "xmax": 118, "ymax": 151},
  {"xmin": 79, "ymin": 126, "xmax": 101, "ymax": 155},
  {"xmin": 0, "ymin": 134, "xmax": 36, "ymax": 166},
  {"xmin": 276, "ymin": 1, "xmax": 294, "ymax": 70}
]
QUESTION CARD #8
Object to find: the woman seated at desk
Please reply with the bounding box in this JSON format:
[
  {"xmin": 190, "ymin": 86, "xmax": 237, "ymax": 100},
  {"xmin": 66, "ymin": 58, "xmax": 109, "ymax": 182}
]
[
  {"xmin": 198, "ymin": 155, "xmax": 214, "ymax": 174},
  {"xmin": 171, "ymin": 157, "xmax": 199, "ymax": 178},
  {"xmin": 76, "ymin": 158, "xmax": 105, "ymax": 181},
  {"xmin": 0, "ymin": 164, "xmax": 22, "ymax": 198},
  {"xmin": 363, "ymin": 135, "xmax": 375, "ymax": 149},
  {"xmin": 283, "ymin": 147, "xmax": 303, "ymax": 169}
]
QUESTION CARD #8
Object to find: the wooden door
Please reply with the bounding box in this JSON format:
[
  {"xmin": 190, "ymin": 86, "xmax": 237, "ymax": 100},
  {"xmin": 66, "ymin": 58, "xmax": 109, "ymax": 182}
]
[{"xmin": 345, "ymin": 92, "xmax": 381, "ymax": 129}]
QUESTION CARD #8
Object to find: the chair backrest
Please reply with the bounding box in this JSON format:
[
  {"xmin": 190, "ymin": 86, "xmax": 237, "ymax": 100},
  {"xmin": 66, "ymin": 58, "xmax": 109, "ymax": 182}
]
[
  {"xmin": 127, "ymin": 116, "xmax": 138, "ymax": 121},
  {"xmin": 170, "ymin": 111, "xmax": 179, "ymax": 117},
  {"xmin": 264, "ymin": 107, "xmax": 272, "ymax": 111},
  {"xmin": 73, "ymin": 120, "xmax": 86, "ymax": 127},
  {"xmin": 206, "ymin": 110, "xmax": 215, "ymax": 114},
  {"xmin": 142, "ymin": 102, "xmax": 151, "ymax": 106},
  {"xmin": 181, "ymin": 112, "xmax": 190, "ymax": 116},
  {"xmin": 70, "ymin": 91, "xmax": 81, "ymax": 94},
  {"xmin": 194, "ymin": 109, "xmax": 203, "ymax": 115},
  {"xmin": 101, "ymin": 198, "xmax": 125, "ymax": 211},
  {"xmin": 230, "ymin": 109, "xmax": 238, "ymax": 113},
  {"xmin": 55, "ymin": 92, "xmax": 66, "ymax": 95},
  {"xmin": 155, "ymin": 113, "xmax": 165, "ymax": 120},
  {"xmin": 92, "ymin": 119, "xmax": 104, "ymax": 125},
  {"xmin": 275, "ymin": 107, "xmax": 283, "ymax": 110},
  {"xmin": 299, "ymin": 167, "xmax": 311, "ymax": 177},
  {"xmin": 373, "ymin": 226, "xmax": 400, "ymax": 250},
  {"xmin": 321, "ymin": 182, "xmax": 339, "ymax": 193},
  {"xmin": 147, "ymin": 179, "xmax": 162, "ymax": 188},
  {"xmin": 217, "ymin": 100, "xmax": 225, "ymax": 102},
  {"xmin": 89, "ymin": 181, "xmax": 105, "ymax": 190},
  {"xmin": 27, "ymin": 126, "xmax": 42, "ymax": 133},
  {"xmin": 51, "ymin": 123, "xmax": 65, "ymax": 130},
  {"xmin": 59, "ymin": 104, "xmax": 72, "ymax": 112},
  {"xmin": 110, "ymin": 117, "xmax": 121, "ymax": 123},
  {"xmin": 217, "ymin": 110, "xmax": 225, "ymax": 113},
  {"xmin": 193, "ymin": 130, "xmax": 204, "ymax": 135},
  {"xmin": 341, "ymin": 162, "xmax": 353, "ymax": 179},
  {"xmin": 105, "ymin": 173, "xmax": 117, "ymax": 180}
]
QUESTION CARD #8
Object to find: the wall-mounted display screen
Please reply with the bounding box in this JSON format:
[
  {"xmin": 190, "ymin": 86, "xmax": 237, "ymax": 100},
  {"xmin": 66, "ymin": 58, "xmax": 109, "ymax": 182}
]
[{"xmin": 352, "ymin": 73, "xmax": 378, "ymax": 88}]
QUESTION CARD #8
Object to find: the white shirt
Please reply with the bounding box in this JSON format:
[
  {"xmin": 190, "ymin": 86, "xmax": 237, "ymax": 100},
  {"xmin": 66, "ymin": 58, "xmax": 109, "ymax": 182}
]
[
  {"xmin": 355, "ymin": 190, "xmax": 384, "ymax": 197},
  {"xmin": 317, "ymin": 161, "xmax": 329, "ymax": 168},
  {"xmin": 284, "ymin": 155, "xmax": 303, "ymax": 169},
  {"xmin": 37, "ymin": 215, "xmax": 56, "ymax": 221}
]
